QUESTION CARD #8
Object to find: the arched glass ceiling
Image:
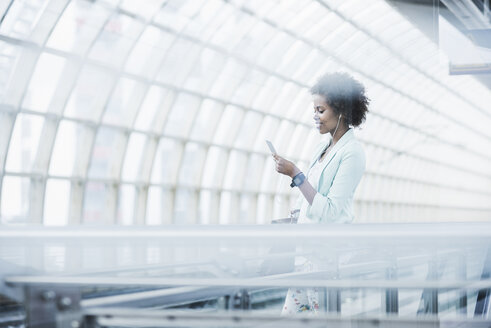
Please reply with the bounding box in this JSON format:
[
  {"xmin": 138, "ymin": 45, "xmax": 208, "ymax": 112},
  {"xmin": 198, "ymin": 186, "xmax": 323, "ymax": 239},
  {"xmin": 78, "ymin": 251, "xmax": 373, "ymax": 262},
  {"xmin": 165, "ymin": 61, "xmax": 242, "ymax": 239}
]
[{"xmin": 0, "ymin": 0, "xmax": 490, "ymax": 225}]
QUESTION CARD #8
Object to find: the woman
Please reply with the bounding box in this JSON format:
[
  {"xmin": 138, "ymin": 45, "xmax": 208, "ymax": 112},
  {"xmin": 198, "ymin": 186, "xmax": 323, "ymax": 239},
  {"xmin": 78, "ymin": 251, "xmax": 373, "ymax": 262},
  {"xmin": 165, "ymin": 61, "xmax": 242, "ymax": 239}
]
[{"xmin": 273, "ymin": 72, "xmax": 369, "ymax": 314}]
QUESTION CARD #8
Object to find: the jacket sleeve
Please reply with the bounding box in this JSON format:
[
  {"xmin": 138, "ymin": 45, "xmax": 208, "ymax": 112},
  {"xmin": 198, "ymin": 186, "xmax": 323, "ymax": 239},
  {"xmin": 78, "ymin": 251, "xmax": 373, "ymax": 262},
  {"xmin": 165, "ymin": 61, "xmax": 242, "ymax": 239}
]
[{"xmin": 306, "ymin": 146, "xmax": 365, "ymax": 223}]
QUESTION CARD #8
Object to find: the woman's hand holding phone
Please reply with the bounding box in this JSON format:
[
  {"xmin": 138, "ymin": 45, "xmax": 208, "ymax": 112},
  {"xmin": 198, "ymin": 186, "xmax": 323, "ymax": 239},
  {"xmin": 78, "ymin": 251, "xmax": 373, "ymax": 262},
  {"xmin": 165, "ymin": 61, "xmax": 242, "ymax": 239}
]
[{"xmin": 266, "ymin": 140, "xmax": 300, "ymax": 177}]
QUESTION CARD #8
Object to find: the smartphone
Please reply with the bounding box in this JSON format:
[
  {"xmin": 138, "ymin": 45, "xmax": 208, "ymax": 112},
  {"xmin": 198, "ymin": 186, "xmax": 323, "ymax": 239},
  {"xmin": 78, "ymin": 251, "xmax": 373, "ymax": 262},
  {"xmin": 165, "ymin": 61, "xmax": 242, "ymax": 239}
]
[{"xmin": 265, "ymin": 140, "xmax": 277, "ymax": 155}]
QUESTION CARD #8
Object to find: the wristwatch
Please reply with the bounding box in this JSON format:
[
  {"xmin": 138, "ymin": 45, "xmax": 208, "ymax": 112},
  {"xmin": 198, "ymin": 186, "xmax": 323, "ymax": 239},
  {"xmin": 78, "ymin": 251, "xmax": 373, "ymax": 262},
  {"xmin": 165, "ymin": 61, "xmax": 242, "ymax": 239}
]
[{"xmin": 290, "ymin": 172, "xmax": 306, "ymax": 188}]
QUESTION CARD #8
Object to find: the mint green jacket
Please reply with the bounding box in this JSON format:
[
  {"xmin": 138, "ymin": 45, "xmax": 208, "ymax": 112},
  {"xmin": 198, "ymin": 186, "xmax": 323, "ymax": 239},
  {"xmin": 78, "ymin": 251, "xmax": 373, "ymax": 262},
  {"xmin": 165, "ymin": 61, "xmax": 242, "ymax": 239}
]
[{"xmin": 298, "ymin": 129, "xmax": 365, "ymax": 223}]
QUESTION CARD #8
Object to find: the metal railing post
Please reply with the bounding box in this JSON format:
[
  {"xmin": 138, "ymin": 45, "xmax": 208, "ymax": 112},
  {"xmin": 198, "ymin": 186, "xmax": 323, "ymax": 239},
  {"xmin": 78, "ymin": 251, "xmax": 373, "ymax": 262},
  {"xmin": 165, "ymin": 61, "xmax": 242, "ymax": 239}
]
[
  {"xmin": 457, "ymin": 252, "xmax": 467, "ymax": 315},
  {"xmin": 385, "ymin": 265, "xmax": 399, "ymax": 314},
  {"xmin": 230, "ymin": 289, "xmax": 251, "ymax": 310},
  {"xmin": 417, "ymin": 259, "xmax": 439, "ymax": 315},
  {"xmin": 327, "ymin": 287, "xmax": 341, "ymax": 313},
  {"xmin": 475, "ymin": 246, "xmax": 491, "ymax": 317},
  {"xmin": 25, "ymin": 286, "xmax": 81, "ymax": 328}
]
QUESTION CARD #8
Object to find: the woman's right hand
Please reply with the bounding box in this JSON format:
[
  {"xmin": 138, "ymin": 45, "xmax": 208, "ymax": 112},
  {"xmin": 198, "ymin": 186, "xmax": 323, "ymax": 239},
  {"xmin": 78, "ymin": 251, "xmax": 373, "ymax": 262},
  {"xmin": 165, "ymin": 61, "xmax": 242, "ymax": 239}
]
[{"xmin": 273, "ymin": 154, "xmax": 301, "ymax": 178}]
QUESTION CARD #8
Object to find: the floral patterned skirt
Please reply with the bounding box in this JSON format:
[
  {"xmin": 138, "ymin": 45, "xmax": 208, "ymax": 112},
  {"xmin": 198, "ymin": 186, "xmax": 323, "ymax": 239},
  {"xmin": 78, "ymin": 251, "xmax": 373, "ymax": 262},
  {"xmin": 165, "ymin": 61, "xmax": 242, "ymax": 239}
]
[{"xmin": 281, "ymin": 260, "xmax": 319, "ymax": 315}]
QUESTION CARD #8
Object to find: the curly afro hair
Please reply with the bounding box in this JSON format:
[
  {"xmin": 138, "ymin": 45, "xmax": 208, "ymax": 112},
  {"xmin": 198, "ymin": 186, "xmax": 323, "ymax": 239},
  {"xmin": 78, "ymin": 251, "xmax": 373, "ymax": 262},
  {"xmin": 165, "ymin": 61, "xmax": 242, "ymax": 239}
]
[{"xmin": 310, "ymin": 72, "xmax": 369, "ymax": 127}]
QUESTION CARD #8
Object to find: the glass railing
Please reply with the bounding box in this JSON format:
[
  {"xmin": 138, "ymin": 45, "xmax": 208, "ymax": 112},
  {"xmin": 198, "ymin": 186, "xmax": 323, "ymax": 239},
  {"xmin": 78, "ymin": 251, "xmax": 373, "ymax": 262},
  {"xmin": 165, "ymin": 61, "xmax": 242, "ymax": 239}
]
[{"xmin": 0, "ymin": 223, "xmax": 490, "ymax": 327}]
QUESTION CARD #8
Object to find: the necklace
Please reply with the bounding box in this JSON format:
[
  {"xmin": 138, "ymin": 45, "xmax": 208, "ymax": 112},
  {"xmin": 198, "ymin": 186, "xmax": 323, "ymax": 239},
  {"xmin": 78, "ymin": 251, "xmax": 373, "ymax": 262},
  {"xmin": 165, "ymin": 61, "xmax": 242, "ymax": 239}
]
[{"xmin": 319, "ymin": 142, "xmax": 331, "ymax": 162}]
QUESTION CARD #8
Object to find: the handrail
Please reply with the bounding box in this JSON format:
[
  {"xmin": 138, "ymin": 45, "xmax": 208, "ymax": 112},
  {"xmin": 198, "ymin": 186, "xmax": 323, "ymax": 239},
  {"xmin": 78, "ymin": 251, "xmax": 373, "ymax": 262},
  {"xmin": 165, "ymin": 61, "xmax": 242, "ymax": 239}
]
[
  {"xmin": 81, "ymin": 286, "xmax": 219, "ymax": 308},
  {"xmin": 5, "ymin": 276, "xmax": 491, "ymax": 290},
  {"xmin": 57, "ymin": 260, "xmax": 222, "ymax": 277},
  {"xmin": 1, "ymin": 223, "xmax": 491, "ymax": 239},
  {"xmin": 84, "ymin": 307, "xmax": 491, "ymax": 326}
]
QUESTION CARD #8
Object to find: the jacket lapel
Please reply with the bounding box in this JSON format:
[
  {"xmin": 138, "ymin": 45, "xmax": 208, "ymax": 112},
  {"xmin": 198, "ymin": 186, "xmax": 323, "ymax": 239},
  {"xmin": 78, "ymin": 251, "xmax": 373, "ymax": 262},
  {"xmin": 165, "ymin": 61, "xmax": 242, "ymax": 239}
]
[
  {"xmin": 317, "ymin": 129, "xmax": 354, "ymax": 173},
  {"xmin": 308, "ymin": 140, "xmax": 330, "ymax": 172}
]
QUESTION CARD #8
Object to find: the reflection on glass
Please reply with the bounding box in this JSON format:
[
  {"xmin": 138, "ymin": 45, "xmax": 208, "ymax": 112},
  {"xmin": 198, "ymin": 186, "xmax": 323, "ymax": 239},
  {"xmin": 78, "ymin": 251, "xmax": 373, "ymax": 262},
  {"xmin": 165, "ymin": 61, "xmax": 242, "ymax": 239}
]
[
  {"xmin": 189, "ymin": 99, "xmax": 224, "ymax": 143},
  {"xmin": 22, "ymin": 53, "xmax": 66, "ymax": 113},
  {"xmin": 231, "ymin": 70, "xmax": 268, "ymax": 108},
  {"xmin": 0, "ymin": 42, "xmax": 19, "ymax": 102},
  {"xmin": 103, "ymin": 77, "xmax": 147, "ymax": 128},
  {"xmin": 234, "ymin": 110, "xmax": 263, "ymax": 150},
  {"xmin": 174, "ymin": 188, "xmax": 197, "ymax": 224},
  {"xmin": 198, "ymin": 189, "xmax": 217, "ymax": 224},
  {"xmin": 88, "ymin": 13, "xmax": 144, "ymax": 68},
  {"xmin": 209, "ymin": 58, "xmax": 248, "ymax": 101},
  {"xmin": 44, "ymin": 179, "xmax": 70, "ymax": 226},
  {"xmin": 153, "ymin": 0, "xmax": 200, "ymax": 33},
  {"xmin": 243, "ymin": 154, "xmax": 266, "ymax": 191},
  {"xmin": 1, "ymin": 175, "xmax": 30, "ymax": 223},
  {"xmin": 150, "ymin": 138, "xmax": 183, "ymax": 185},
  {"xmin": 163, "ymin": 93, "xmax": 201, "ymax": 138},
  {"xmin": 5, "ymin": 114, "xmax": 43, "ymax": 173},
  {"xmin": 120, "ymin": 0, "xmax": 166, "ymax": 20},
  {"xmin": 146, "ymin": 186, "xmax": 163, "ymax": 225},
  {"xmin": 252, "ymin": 76, "xmax": 283, "ymax": 113},
  {"xmin": 178, "ymin": 142, "xmax": 206, "ymax": 187},
  {"xmin": 184, "ymin": 48, "xmax": 226, "ymax": 94},
  {"xmin": 201, "ymin": 146, "xmax": 227, "ymax": 189},
  {"xmin": 125, "ymin": 27, "xmax": 174, "ymax": 79},
  {"xmin": 0, "ymin": 112, "xmax": 14, "ymax": 172},
  {"xmin": 223, "ymin": 150, "xmax": 247, "ymax": 190},
  {"xmin": 64, "ymin": 66, "xmax": 115, "ymax": 122},
  {"xmin": 256, "ymin": 193, "xmax": 272, "ymax": 224},
  {"xmin": 117, "ymin": 184, "xmax": 135, "ymax": 225},
  {"xmin": 47, "ymin": 1, "xmax": 110, "ymax": 55},
  {"xmin": 219, "ymin": 191, "xmax": 236, "ymax": 224},
  {"xmin": 82, "ymin": 182, "xmax": 115, "ymax": 224},
  {"xmin": 121, "ymin": 132, "xmax": 146, "ymax": 182},
  {"xmin": 0, "ymin": 0, "xmax": 43, "ymax": 39},
  {"xmin": 213, "ymin": 105, "xmax": 243, "ymax": 147},
  {"xmin": 252, "ymin": 115, "xmax": 280, "ymax": 153},
  {"xmin": 87, "ymin": 127, "xmax": 127, "ymax": 179},
  {"xmin": 49, "ymin": 120, "xmax": 86, "ymax": 177},
  {"xmin": 134, "ymin": 85, "xmax": 172, "ymax": 132},
  {"xmin": 239, "ymin": 194, "xmax": 257, "ymax": 224}
]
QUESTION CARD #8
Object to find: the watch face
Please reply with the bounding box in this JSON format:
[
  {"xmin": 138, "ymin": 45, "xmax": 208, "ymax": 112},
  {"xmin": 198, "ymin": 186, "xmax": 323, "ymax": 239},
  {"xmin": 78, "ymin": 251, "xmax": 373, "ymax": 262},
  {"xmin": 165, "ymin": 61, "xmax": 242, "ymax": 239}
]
[
  {"xmin": 291, "ymin": 173, "xmax": 305, "ymax": 187},
  {"xmin": 293, "ymin": 173, "xmax": 304, "ymax": 186}
]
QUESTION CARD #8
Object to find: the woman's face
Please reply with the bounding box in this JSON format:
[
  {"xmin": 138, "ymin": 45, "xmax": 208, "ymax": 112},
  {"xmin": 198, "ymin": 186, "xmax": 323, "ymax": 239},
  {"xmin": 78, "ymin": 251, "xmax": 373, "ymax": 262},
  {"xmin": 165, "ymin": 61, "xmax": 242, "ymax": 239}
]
[{"xmin": 312, "ymin": 94, "xmax": 339, "ymax": 135}]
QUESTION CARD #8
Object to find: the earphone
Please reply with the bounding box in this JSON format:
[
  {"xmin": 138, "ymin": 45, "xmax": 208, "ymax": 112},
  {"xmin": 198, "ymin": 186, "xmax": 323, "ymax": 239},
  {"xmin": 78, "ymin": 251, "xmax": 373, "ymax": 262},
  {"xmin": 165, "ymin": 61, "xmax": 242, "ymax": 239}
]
[{"xmin": 332, "ymin": 114, "xmax": 342, "ymax": 139}]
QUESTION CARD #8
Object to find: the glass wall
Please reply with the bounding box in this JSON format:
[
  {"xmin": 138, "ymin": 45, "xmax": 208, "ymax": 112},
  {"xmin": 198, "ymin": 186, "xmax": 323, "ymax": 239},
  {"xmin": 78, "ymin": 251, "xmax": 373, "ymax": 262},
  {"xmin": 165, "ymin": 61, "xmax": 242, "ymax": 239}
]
[{"xmin": 0, "ymin": 0, "xmax": 490, "ymax": 225}]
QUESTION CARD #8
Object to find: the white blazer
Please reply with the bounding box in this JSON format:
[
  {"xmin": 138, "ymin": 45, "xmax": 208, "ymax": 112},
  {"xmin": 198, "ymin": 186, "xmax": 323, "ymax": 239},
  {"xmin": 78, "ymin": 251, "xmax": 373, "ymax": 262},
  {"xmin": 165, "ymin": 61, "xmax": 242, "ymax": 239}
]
[{"xmin": 297, "ymin": 129, "xmax": 365, "ymax": 223}]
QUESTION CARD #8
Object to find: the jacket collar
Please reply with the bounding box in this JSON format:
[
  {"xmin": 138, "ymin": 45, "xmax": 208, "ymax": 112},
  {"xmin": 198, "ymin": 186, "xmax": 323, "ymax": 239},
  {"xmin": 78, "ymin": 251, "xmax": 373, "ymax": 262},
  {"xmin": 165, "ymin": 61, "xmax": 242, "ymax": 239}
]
[{"xmin": 309, "ymin": 128, "xmax": 355, "ymax": 171}]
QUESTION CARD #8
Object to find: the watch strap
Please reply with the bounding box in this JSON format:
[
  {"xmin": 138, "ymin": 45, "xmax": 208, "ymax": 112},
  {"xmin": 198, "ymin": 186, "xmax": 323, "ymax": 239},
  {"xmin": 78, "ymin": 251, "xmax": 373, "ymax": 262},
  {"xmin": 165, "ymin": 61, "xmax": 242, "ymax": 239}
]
[{"xmin": 290, "ymin": 172, "xmax": 306, "ymax": 188}]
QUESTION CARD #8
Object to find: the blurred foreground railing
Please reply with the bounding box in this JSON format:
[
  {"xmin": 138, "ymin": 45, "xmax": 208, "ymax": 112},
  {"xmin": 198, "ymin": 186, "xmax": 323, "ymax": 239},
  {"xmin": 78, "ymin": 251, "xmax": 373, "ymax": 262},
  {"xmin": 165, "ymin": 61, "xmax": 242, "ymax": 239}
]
[{"xmin": 0, "ymin": 223, "xmax": 490, "ymax": 327}]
